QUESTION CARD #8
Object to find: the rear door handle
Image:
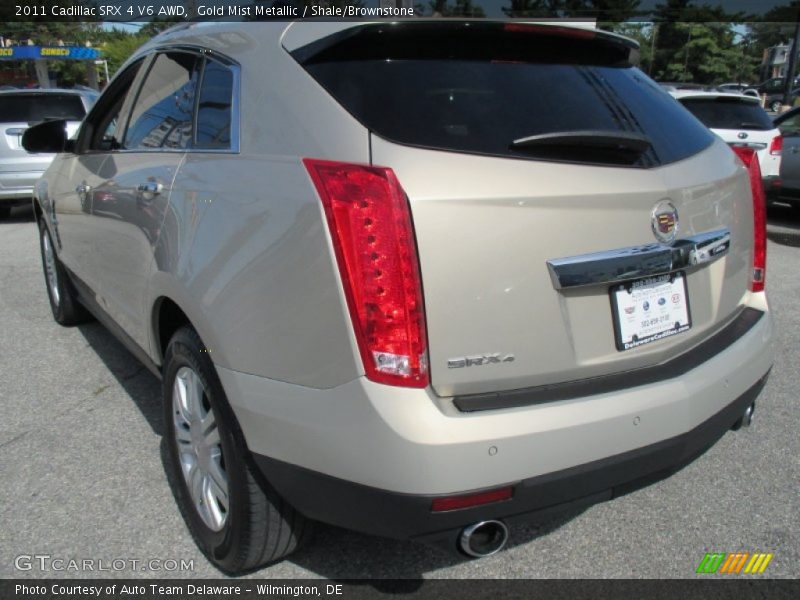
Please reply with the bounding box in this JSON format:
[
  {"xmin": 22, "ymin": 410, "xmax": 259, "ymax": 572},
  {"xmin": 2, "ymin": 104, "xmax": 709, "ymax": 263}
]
[{"xmin": 137, "ymin": 182, "xmax": 163, "ymax": 194}]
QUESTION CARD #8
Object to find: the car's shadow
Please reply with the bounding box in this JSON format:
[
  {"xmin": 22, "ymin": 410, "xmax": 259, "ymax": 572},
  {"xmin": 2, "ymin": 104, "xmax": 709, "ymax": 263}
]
[
  {"xmin": 74, "ymin": 319, "xmax": 585, "ymax": 580},
  {"xmin": 0, "ymin": 204, "xmax": 36, "ymax": 224}
]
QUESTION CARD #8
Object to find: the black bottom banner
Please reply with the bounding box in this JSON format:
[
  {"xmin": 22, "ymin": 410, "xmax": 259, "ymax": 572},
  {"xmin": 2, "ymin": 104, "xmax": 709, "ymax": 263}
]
[{"xmin": 2, "ymin": 579, "xmax": 799, "ymax": 600}]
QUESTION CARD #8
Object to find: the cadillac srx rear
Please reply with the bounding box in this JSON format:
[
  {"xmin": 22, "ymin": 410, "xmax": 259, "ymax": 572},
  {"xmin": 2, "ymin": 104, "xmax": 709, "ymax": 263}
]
[{"xmin": 30, "ymin": 21, "xmax": 773, "ymax": 572}]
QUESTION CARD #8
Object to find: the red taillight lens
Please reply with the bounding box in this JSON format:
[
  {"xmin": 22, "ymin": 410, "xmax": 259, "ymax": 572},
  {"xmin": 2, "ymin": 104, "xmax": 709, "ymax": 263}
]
[
  {"xmin": 304, "ymin": 159, "xmax": 429, "ymax": 388},
  {"xmin": 730, "ymin": 147, "xmax": 767, "ymax": 292},
  {"xmin": 431, "ymin": 486, "xmax": 514, "ymax": 512},
  {"xmin": 769, "ymin": 134, "xmax": 783, "ymax": 156}
]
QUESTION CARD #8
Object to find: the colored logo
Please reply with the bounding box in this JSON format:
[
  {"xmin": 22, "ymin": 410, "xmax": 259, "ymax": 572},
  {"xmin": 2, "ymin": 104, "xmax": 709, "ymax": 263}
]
[
  {"xmin": 624, "ymin": 307, "xmax": 635, "ymax": 315},
  {"xmin": 696, "ymin": 552, "xmax": 773, "ymax": 575},
  {"xmin": 651, "ymin": 200, "xmax": 679, "ymax": 243},
  {"xmin": 672, "ymin": 293, "xmax": 681, "ymax": 303}
]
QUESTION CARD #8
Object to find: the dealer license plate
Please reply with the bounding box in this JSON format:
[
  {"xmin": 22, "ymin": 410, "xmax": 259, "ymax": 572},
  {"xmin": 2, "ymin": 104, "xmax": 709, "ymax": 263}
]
[{"xmin": 610, "ymin": 273, "xmax": 691, "ymax": 351}]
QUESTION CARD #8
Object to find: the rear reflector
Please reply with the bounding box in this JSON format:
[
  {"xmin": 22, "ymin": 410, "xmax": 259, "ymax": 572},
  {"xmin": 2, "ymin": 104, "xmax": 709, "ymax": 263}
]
[
  {"xmin": 304, "ymin": 159, "xmax": 429, "ymax": 388},
  {"xmin": 769, "ymin": 135, "xmax": 783, "ymax": 156},
  {"xmin": 730, "ymin": 147, "xmax": 767, "ymax": 292},
  {"xmin": 431, "ymin": 486, "xmax": 514, "ymax": 512}
]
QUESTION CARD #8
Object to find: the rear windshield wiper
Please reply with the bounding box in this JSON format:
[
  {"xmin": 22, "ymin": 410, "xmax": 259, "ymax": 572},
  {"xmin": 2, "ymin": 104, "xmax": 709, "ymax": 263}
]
[{"xmin": 510, "ymin": 130, "xmax": 652, "ymax": 154}]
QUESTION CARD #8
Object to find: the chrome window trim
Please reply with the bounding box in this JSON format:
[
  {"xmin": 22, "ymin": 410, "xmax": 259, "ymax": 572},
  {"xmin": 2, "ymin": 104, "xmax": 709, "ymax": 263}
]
[
  {"xmin": 117, "ymin": 45, "xmax": 240, "ymax": 155},
  {"xmin": 546, "ymin": 228, "xmax": 731, "ymax": 290}
]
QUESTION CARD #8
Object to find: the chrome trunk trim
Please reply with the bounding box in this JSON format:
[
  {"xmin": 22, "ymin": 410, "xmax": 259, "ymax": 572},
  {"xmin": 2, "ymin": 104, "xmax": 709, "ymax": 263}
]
[{"xmin": 546, "ymin": 228, "xmax": 731, "ymax": 290}]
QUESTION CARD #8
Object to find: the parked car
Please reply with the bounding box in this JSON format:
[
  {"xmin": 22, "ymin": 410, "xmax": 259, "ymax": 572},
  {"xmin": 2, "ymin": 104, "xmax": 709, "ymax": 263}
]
[
  {"xmin": 772, "ymin": 106, "xmax": 800, "ymax": 207},
  {"xmin": 670, "ymin": 90, "xmax": 782, "ymax": 196},
  {"xmin": 716, "ymin": 83, "xmax": 759, "ymax": 98},
  {"xmin": 25, "ymin": 21, "xmax": 773, "ymax": 573},
  {"xmin": 0, "ymin": 88, "xmax": 97, "ymax": 218},
  {"xmin": 754, "ymin": 77, "xmax": 800, "ymax": 112}
]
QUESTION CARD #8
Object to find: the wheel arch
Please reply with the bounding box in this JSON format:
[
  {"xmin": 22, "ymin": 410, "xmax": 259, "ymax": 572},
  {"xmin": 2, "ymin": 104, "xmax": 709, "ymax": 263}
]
[
  {"xmin": 32, "ymin": 197, "xmax": 44, "ymax": 222},
  {"xmin": 152, "ymin": 296, "xmax": 193, "ymax": 367}
]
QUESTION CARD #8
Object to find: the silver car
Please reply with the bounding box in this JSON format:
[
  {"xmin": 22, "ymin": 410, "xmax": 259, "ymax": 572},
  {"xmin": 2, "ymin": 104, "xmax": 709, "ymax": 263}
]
[
  {"xmin": 0, "ymin": 88, "xmax": 96, "ymax": 218},
  {"xmin": 26, "ymin": 21, "xmax": 773, "ymax": 573}
]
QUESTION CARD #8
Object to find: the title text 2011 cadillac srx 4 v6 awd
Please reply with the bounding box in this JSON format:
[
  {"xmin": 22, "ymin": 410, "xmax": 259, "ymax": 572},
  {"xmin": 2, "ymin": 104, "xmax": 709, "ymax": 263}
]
[{"xmin": 25, "ymin": 21, "xmax": 773, "ymax": 573}]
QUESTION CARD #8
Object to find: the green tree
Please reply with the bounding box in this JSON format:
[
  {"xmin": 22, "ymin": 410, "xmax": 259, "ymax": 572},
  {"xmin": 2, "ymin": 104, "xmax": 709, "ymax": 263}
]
[
  {"xmin": 650, "ymin": 0, "xmax": 745, "ymax": 83},
  {"xmin": 658, "ymin": 23, "xmax": 742, "ymax": 84},
  {"xmin": 431, "ymin": 0, "xmax": 485, "ymax": 16},
  {"xmin": 100, "ymin": 32, "xmax": 150, "ymax": 78},
  {"xmin": 502, "ymin": 0, "xmax": 639, "ymax": 20},
  {"xmin": 612, "ymin": 22, "xmax": 656, "ymax": 74}
]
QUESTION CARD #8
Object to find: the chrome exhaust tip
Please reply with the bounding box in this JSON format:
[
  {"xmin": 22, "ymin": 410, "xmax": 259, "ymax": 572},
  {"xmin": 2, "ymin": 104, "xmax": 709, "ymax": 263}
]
[
  {"xmin": 458, "ymin": 520, "xmax": 509, "ymax": 558},
  {"xmin": 741, "ymin": 402, "xmax": 755, "ymax": 428},
  {"xmin": 732, "ymin": 402, "xmax": 755, "ymax": 430}
]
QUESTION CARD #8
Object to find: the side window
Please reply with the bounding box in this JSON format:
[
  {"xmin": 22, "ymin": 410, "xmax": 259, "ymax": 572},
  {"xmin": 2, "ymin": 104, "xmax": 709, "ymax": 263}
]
[
  {"xmin": 83, "ymin": 59, "xmax": 144, "ymax": 152},
  {"xmin": 195, "ymin": 59, "xmax": 234, "ymax": 149},
  {"xmin": 124, "ymin": 52, "xmax": 201, "ymax": 150}
]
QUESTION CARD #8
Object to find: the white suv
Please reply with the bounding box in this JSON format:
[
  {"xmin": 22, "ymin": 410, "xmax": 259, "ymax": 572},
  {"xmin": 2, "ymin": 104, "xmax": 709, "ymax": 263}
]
[{"xmin": 670, "ymin": 90, "xmax": 782, "ymax": 198}]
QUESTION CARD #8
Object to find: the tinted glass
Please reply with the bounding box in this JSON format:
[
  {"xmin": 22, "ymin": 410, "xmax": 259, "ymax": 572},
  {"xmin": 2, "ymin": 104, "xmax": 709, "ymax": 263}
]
[
  {"xmin": 0, "ymin": 94, "xmax": 85, "ymax": 123},
  {"xmin": 299, "ymin": 25, "xmax": 714, "ymax": 167},
  {"xmin": 125, "ymin": 52, "xmax": 200, "ymax": 150},
  {"xmin": 84, "ymin": 59, "xmax": 144, "ymax": 152},
  {"xmin": 196, "ymin": 60, "xmax": 233, "ymax": 149},
  {"xmin": 679, "ymin": 98, "xmax": 774, "ymax": 131}
]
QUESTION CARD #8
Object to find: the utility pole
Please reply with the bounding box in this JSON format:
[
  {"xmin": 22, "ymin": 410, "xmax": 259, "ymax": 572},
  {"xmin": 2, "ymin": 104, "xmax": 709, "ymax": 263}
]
[
  {"xmin": 648, "ymin": 23, "xmax": 658, "ymax": 77},
  {"xmin": 782, "ymin": 15, "xmax": 800, "ymax": 108}
]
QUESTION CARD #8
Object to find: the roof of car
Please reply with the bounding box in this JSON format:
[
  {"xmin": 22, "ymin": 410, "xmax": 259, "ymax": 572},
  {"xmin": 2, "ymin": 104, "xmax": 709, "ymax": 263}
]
[{"xmin": 669, "ymin": 90, "xmax": 761, "ymax": 103}]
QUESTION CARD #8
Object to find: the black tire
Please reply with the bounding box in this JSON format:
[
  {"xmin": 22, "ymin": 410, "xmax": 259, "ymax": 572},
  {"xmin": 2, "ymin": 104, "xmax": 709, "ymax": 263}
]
[
  {"xmin": 163, "ymin": 326, "xmax": 310, "ymax": 574},
  {"xmin": 0, "ymin": 205, "xmax": 10, "ymax": 219},
  {"xmin": 38, "ymin": 219, "xmax": 91, "ymax": 325}
]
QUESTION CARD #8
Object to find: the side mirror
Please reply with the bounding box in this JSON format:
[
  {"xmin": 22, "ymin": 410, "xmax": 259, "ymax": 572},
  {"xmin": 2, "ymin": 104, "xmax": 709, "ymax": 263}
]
[{"xmin": 22, "ymin": 119, "xmax": 75, "ymax": 154}]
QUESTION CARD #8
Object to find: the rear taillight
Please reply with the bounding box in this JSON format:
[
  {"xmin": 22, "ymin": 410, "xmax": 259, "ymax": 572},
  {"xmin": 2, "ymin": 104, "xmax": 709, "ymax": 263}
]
[
  {"xmin": 304, "ymin": 159, "xmax": 429, "ymax": 388},
  {"xmin": 769, "ymin": 135, "xmax": 783, "ymax": 156},
  {"xmin": 730, "ymin": 147, "xmax": 767, "ymax": 292}
]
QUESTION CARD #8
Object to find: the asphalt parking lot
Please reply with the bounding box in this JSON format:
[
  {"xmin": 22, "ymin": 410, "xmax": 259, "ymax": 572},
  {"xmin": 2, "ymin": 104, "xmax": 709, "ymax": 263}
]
[{"xmin": 1, "ymin": 204, "xmax": 798, "ymax": 580}]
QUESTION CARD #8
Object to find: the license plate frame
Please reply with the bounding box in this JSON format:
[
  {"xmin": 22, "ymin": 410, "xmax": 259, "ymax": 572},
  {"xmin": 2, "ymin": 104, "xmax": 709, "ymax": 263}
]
[{"xmin": 610, "ymin": 272, "xmax": 692, "ymax": 352}]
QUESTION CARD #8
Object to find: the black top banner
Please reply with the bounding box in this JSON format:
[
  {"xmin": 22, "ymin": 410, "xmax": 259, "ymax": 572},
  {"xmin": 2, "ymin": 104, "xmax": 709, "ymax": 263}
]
[{"xmin": 3, "ymin": 0, "xmax": 800, "ymax": 23}]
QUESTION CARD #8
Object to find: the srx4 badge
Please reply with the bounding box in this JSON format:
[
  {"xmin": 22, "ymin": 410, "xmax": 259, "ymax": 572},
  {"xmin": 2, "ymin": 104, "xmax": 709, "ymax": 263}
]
[{"xmin": 448, "ymin": 353, "xmax": 515, "ymax": 369}]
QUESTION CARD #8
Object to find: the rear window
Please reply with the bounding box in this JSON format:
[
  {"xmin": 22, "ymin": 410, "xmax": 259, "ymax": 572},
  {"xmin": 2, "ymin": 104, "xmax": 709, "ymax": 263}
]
[
  {"xmin": 0, "ymin": 93, "xmax": 86, "ymax": 124},
  {"xmin": 678, "ymin": 97, "xmax": 774, "ymax": 131},
  {"xmin": 295, "ymin": 23, "xmax": 715, "ymax": 168}
]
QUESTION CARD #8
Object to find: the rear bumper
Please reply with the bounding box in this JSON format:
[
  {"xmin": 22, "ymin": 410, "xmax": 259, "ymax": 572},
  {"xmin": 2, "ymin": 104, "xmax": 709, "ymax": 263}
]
[
  {"xmin": 0, "ymin": 170, "xmax": 43, "ymax": 202},
  {"xmin": 219, "ymin": 303, "xmax": 773, "ymax": 538},
  {"xmin": 252, "ymin": 370, "xmax": 769, "ymax": 540}
]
